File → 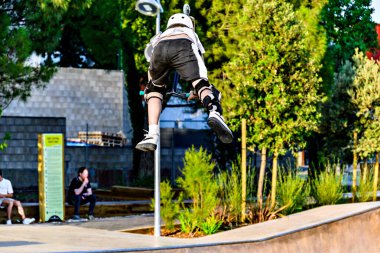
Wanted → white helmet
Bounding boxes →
[166,13,193,29]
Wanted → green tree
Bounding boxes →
[1,0,94,149]
[321,0,377,74]
[0,0,63,110]
[307,0,377,171]
[1,0,95,110]
[214,0,324,208]
[347,50,380,200]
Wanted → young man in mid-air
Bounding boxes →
[136,13,234,152]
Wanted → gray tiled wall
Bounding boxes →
[3,68,132,141]
[0,116,66,188]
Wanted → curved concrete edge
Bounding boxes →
[114,202,380,253]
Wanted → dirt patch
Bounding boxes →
[123,224,247,238]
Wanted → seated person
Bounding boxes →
[68,167,96,220]
[0,170,35,225]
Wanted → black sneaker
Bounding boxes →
[207,111,234,143]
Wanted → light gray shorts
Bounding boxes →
[0,198,14,207]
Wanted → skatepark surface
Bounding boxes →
[0,202,379,253]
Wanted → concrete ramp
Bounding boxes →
[0,202,379,253]
[186,202,380,253]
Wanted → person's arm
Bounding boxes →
[74,178,89,195]
[0,180,14,198]
[0,193,13,198]
[82,181,92,196]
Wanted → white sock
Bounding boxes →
[149,124,159,135]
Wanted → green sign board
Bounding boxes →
[38,134,65,222]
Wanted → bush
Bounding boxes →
[178,209,198,234]
[276,169,310,215]
[246,194,287,224]
[159,180,181,231]
[312,170,343,205]
[176,146,221,234]
[201,215,223,235]
[217,162,242,225]
[356,172,373,202]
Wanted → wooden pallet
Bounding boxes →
[78,131,127,147]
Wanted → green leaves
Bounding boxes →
[212,0,325,154]
[0,1,61,108]
[176,146,220,234]
[348,50,380,157]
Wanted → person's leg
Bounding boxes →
[192,79,233,143]
[13,200,26,220]
[135,46,168,152]
[13,200,35,224]
[174,41,233,143]
[87,194,96,216]
[2,199,14,221]
[73,194,82,216]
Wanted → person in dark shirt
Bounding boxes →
[68,167,96,220]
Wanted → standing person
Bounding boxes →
[67,167,96,221]
[0,170,35,225]
[136,13,234,152]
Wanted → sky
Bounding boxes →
[372,0,380,23]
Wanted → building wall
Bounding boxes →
[0,116,212,190]
[0,116,66,188]
[3,68,132,141]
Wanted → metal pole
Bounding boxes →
[154,4,161,238]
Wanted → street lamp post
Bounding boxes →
[135,0,162,238]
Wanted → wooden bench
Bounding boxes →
[1,200,152,224]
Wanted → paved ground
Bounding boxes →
[0,202,380,253]
[63,213,158,231]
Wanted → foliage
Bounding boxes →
[246,194,288,224]
[320,0,377,73]
[214,0,324,158]
[0,132,10,151]
[0,0,66,110]
[276,169,310,215]
[356,171,373,203]
[200,215,223,235]
[319,60,356,162]
[176,146,220,234]
[314,0,378,167]
[152,180,180,231]
[312,169,343,205]
[217,162,242,225]
[178,209,198,235]
[348,50,380,158]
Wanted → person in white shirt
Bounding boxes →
[136,13,234,152]
[0,170,35,225]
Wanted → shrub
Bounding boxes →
[159,180,180,231]
[176,146,221,234]
[217,162,242,225]
[276,169,310,215]
[200,215,223,235]
[178,209,198,235]
[312,170,343,205]
[246,194,288,224]
[356,172,373,202]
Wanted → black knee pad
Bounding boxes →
[144,80,165,102]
